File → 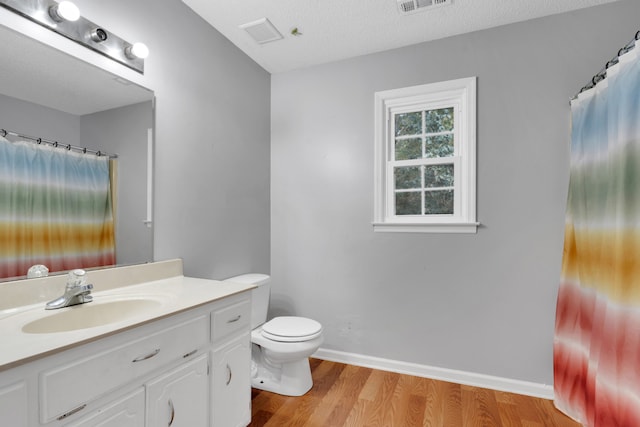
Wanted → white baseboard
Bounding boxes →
[312,348,554,399]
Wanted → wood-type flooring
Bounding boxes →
[249,358,580,427]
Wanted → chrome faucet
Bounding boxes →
[45,269,94,310]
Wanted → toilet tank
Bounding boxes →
[224,273,271,329]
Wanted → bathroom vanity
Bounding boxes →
[0,259,254,427]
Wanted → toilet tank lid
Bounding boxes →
[224,273,270,286]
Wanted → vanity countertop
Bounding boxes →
[0,259,255,371]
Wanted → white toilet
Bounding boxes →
[224,274,323,396]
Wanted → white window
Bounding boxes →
[373,77,477,233]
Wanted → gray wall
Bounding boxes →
[271,0,640,385]
[74,0,271,279]
[81,101,154,265]
[0,93,80,144]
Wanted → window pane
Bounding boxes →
[395,138,421,160]
[425,134,454,158]
[395,112,421,136]
[425,107,454,133]
[396,192,421,215]
[424,164,454,188]
[424,190,454,214]
[395,166,421,189]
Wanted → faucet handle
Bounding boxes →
[66,269,87,288]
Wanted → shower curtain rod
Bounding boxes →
[0,128,118,159]
[572,30,640,100]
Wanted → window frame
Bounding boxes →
[373,77,478,233]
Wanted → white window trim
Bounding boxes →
[373,77,478,233]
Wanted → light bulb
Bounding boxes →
[125,42,149,59]
[49,1,80,22]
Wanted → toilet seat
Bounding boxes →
[261,316,322,342]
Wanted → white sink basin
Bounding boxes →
[22,299,162,334]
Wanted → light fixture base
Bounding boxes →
[0,0,146,73]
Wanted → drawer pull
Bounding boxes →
[183,349,198,358]
[168,398,175,426]
[132,348,160,362]
[226,364,232,386]
[57,404,86,420]
[227,314,242,324]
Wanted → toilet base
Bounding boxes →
[252,356,313,396]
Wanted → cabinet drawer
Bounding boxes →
[39,315,208,423]
[211,299,251,345]
[66,388,144,427]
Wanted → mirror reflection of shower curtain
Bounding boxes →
[0,137,116,279]
[554,40,640,426]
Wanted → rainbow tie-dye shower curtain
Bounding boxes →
[554,41,640,426]
[0,138,116,279]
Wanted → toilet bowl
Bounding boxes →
[224,274,323,396]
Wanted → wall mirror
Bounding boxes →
[0,23,155,281]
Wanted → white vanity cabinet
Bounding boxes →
[210,299,252,427]
[146,354,209,426]
[0,380,28,427]
[211,335,251,427]
[0,290,252,427]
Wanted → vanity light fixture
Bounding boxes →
[0,0,148,73]
[125,42,149,60]
[48,1,79,22]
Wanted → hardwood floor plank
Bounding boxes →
[387,374,428,426]
[422,379,445,427]
[461,384,503,427]
[250,410,274,426]
[306,364,371,427]
[533,398,578,427]
[357,368,387,402]
[342,398,373,427]
[404,394,428,426]
[361,370,401,426]
[249,359,581,427]
[496,401,524,427]
[442,380,463,425]
[512,393,545,425]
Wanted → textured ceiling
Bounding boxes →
[182,0,620,74]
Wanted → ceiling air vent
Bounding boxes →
[239,18,283,44]
[397,0,452,15]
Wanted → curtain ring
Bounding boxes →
[54,141,58,147]
[83,147,87,154]
[97,151,102,156]
[635,30,640,41]
[37,138,42,144]
[0,129,6,137]
[66,144,71,150]
[592,73,605,86]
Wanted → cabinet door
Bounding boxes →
[0,381,28,427]
[146,355,209,427]
[67,389,145,427]
[212,334,251,427]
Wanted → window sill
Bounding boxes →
[372,222,479,234]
